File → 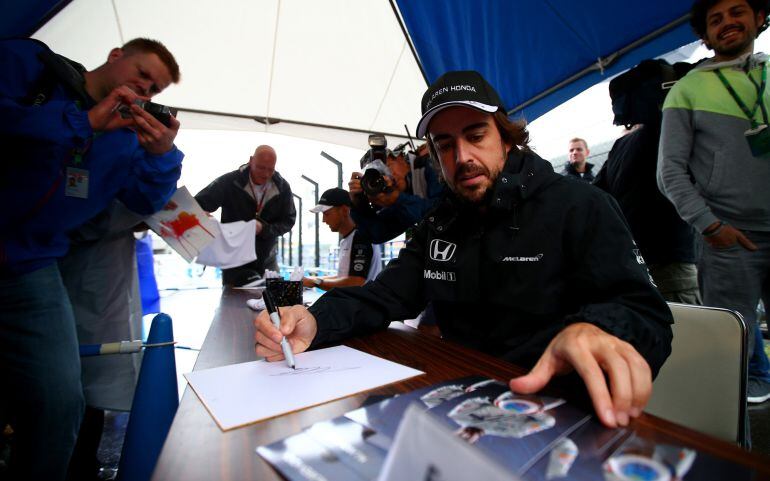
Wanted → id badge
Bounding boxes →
[745,124,770,158]
[65,167,89,198]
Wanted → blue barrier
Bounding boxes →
[117,313,179,481]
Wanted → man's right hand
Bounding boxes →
[87,86,140,132]
[348,172,364,197]
[254,305,318,361]
[703,222,758,251]
[348,172,369,207]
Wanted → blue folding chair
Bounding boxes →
[117,313,179,481]
[80,312,179,481]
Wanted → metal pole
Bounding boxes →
[301,175,320,269]
[288,231,293,266]
[280,236,285,264]
[293,194,303,267]
[320,151,343,188]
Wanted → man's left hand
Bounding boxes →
[130,103,179,155]
[704,223,758,251]
[508,322,652,428]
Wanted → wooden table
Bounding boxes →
[152,289,770,480]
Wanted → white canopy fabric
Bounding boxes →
[32,0,426,148]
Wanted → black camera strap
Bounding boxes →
[9,44,95,233]
[27,47,93,109]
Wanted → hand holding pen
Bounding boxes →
[261,290,297,369]
[254,301,318,364]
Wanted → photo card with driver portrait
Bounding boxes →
[601,433,755,481]
[256,428,369,481]
[425,383,592,476]
[521,417,631,481]
[344,375,492,449]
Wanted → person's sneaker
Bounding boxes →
[747,378,770,404]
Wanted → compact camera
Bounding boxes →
[360,134,393,197]
[118,99,175,127]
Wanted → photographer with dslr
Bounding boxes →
[348,134,444,243]
[0,37,183,480]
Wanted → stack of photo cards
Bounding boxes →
[256,376,758,481]
[421,380,591,476]
[344,375,490,447]
[257,417,387,481]
[599,434,753,481]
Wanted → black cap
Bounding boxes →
[309,188,351,213]
[416,70,505,138]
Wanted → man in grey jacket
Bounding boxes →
[657,0,770,403]
[196,145,296,286]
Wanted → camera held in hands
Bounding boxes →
[360,134,394,197]
[118,99,175,127]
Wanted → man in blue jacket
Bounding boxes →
[0,38,183,480]
[349,143,445,243]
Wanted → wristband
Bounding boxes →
[703,221,726,237]
[313,278,323,288]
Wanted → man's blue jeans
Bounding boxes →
[698,232,770,383]
[0,264,85,480]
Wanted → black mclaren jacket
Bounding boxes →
[195,166,296,285]
[593,124,696,265]
[309,149,673,377]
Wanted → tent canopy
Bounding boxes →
[3,0,700,147]
[396,0,696,121]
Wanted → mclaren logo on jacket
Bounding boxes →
[430,239,457,262]
[502,254,543,262]
[424,269,456,281]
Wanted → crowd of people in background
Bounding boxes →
[2,0,770,480]
[561,0,770,410]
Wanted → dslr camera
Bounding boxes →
[359,134,393,197]
[118,99,176,127]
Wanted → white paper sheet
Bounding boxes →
[195,219,257,269]
[184,345,424,431]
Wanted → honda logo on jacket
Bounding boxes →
[430,239,457,262]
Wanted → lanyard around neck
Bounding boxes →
[714,62,769,128]
[249,180,268,213]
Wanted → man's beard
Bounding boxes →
[452,162,498,206]
[714,39,754,58]
[710,26,754,59]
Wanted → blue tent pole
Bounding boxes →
[117,313,178,481]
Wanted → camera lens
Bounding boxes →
[361,170,388,197]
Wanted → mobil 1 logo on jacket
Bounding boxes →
[425,238,457,281]
[424,238,458,284]
[423,235,481,302]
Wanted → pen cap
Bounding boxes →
[262,289,277,313]
[265,279,303,307]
